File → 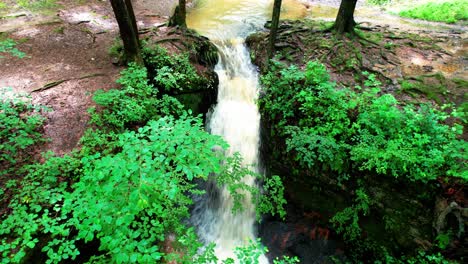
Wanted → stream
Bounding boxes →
[187,0,306,262]
[185,0,466,262]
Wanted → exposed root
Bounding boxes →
[31,73,107,93]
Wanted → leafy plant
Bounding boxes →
[142,44,210,93]
[0,39,25,58]
[67,115,229,263]
[0,88,45,174]
[399,0,468,23]
[259,60,466,261]
[88,63,184,131]
[331,188,370,241]
[1,51,288,263]
[435,231,451,250]
[260,60,467,182]
[0,153,80,263]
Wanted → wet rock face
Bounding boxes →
[259,213,346,263]
[259,109,441,260]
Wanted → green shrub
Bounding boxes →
[399,0,468,23]
[351,99,465,181]
[260,60,466,182]
[0,39,25,59]
[0,89,45,172]
[0,154,80,263]
[88,63,185,131]
[331,188,370,241]
[1,57,287,263]
[142,45,210,93]
[260,60,467,261]
[68,115,229,263]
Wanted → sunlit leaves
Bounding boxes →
[68,115,227,262]
[260,60,466,182]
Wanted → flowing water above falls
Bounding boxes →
[187,0,306,262]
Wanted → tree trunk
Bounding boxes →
[110,0,143,64]
[267,0,282,62]
[169,0,187,28]
[333,0,358,34]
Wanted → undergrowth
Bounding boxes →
[0,46,288,263]
[0,89,46,177]
[399,0,468,23]
[15,0,58,11]
[260,60,466,182]
[259,60,467,261]
[0,39,25,59]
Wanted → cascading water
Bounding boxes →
[187,0,306,262]
[195,37,267,262]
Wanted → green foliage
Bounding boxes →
[0,153,81,263]
[88,63,185,131]
[108,37,123,57]
[67,116,228,263]
[15,0,58,11]
[260,60,467,182]
[0,39,25,58]
[378,250,457,264]
[142,44,209,93]
[331,188,370,241]
[1,52,288,263]
[434,231,451,250]
[215,153,287,220]
[223,239,299,264]
[351,101,465,181]
[0,89,45,172]
[260,60,466,261]
[367,0,392,5]
[399,0,468,23]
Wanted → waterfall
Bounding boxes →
[204,38,266,262]
[187,0,270,262]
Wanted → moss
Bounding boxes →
[453,78,468,88]
[52,26,64,34]
[400,75,449,104]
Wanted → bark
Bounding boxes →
[110,0,143,64]
[333,0,358,34]
[267,0,282,61]
[169,0,187,28]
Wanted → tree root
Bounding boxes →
[434,199,466,238]
[355,33,380,47]
[31,73,106,93]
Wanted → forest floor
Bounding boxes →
[0,0,466,156]
[0,0,168,156]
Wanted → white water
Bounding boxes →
[187,0,306,262]
[196,38,267,262]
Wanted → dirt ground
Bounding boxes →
[1,0,467,156]
[0,0,167,156]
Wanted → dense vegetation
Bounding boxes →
[1,0,467,263]
[261,60,465,183]
[399,0,468,23]
[259,60,466,262]
[0,47,290,263]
